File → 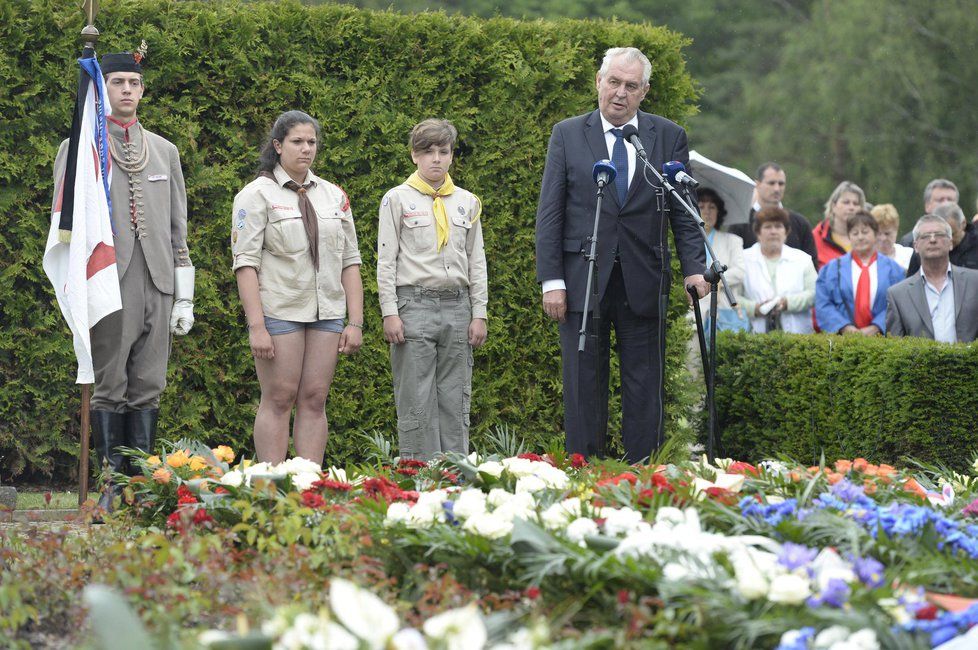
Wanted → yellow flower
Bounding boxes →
[212,445,235,463]
[146,455,162,467]
[152,467,172,484]
[166,449,190,468]
[189,456,209,471]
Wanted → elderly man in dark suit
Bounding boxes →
[886,214,978,343]
[535,47,707,463]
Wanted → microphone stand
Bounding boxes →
[632,151,735,463]
[578,181,607,352]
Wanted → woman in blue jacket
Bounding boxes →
[815,210,906,335]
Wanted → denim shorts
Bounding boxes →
[263,316,344,336]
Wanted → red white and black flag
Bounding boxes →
[43,47,121,384]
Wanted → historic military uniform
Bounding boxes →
[53,51,194,509]
[376,174,487,460]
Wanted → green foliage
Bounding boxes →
[0,0,699,480]
[714,332,978,470]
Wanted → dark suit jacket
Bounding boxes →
[728,208,818,268]
[885,265,978,342]
[535,109,705,319]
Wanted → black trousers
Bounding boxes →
[558,263,666,463]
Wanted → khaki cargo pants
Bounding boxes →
[391,286,472,460]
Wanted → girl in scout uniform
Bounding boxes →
[232,111,364,465]
[377,119,488,460]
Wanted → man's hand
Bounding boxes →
[383,315,405,344]
[684,274,709,302]
[543,289,567,323]
[468,318,487,348]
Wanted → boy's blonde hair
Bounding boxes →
[409,119,457,152]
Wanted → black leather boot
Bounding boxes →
[125,409,159,474]
[91,410,127,512]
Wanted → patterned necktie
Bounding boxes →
[853,252,877,328]
[610,128,629,204]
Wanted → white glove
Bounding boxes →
[170,266,195,335]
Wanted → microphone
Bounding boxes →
[620,124,647,160]
[592,159,617,188]
[662,160,700,189]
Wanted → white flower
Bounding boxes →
[466,452,481,465]
[839,629,879,650]
[329,578,400,649]
[662,562,691,582]
[565,517,598,546]
[390,628,428,650]
[767,573,811,604]
[292,471,320,492]
[540,498,582,530]
[463,512,513,539]
[655,507,686,527]
[452,489,488,520]
[386,502,411,524]
[326,466,348,483]
[515,475,547,494]
[501,457,536,478]
[277,457,323,476]
[813,625,852,647]
[198,630,233,646]
[477,461,504,478]
[534,464,569,489]
[732,551,771,600]
[422,603,487,650]
[810,547,855,591]
[492,492,536,522]
[220,470,243,487]
[486,488,513,508]
[275,613,358,650]
[603,507,645,537]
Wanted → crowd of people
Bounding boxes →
[64,45,977,507]
[697,169,978,342]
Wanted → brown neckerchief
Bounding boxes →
[259,171,319,268]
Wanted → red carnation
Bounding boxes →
[525,585,541,600]
[727,461,759,477]
[398,459,428,469]
[313,479,353,492]
[518,453,545,462]
[301,491,326,509]
[192,508,214,525]
[597,472,639,488]
[396,467,419,476]
[570,453,587,468]
[915,604,939,620]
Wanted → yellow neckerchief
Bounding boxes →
[406,171,456,250]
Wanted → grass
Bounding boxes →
[15,490,78,510]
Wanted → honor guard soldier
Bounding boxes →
[377,119,488,461]
[52,47,195,510]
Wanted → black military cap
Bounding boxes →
[100,52,143,75]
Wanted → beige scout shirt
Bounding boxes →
[231,164,361,321]
[377,183,488,319]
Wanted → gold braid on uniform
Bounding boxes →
[108,124,152,239]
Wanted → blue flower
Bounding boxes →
[819,578,851,608]
[441,500,459,526]
[775,626,815,650]
[849,555,885,589]
[778,542,818,571]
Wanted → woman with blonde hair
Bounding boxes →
[870,203,913,270]
[812,181,866,268]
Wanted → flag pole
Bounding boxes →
[77,0,99,510]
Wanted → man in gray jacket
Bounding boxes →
[886,214,978,343]
[53,50,195,510]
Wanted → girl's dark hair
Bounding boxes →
[697,187,727,229]
[257,110,321,173]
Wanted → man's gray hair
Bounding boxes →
[912,214,953,241]
[934,202,966,226]
[598,47,652,84]
[923,178,958,206]
[823,181,866,220]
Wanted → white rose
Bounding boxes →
[838,629,879,650]
[540,498,581,530]
[422,603,487,650]
[329,578,400,648]
[767,573,811,604]
[535,464,569,489]
[386,502,411,525]
[603,507,645,537]
[501,457,535,478]
[662,562,690,582]
[452,489,488,520]
[813,625,851,648]
[219,470,243,487]
[655,507,685,527]
[279,457,322,475]
[492,492,536,522]
[486,488,513,508]
[515,475,547,494]
[463,512,513,539]
[733,558,770,600]
[477,461,504,478]
[565,517,598,546]
[291,471,320,492]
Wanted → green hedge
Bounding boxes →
[0,0,699,481]
[715,332,978,471]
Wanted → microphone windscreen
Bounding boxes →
[592,159,617,184]
[662,160,685,183]
[621,124,640,141]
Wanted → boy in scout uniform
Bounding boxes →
[377,119,488,460]
[53,49,195,511]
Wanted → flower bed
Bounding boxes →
[68,444,977,649]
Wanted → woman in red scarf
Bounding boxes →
[814,211,906,335]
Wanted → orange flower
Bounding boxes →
[864,464,879,477]
[789,471,803,482]
[189,456,209,472]
[903,478,927,497]
[877,464,897,478]
[166,449,190,468]
[863,479,878,495]
[152,467,172,484]
[834,459,853,474]
[212,445,235,464]
[146,455,162,467]
[826,472,844,485]
[807,466,820,474]
[852,458,869,472]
